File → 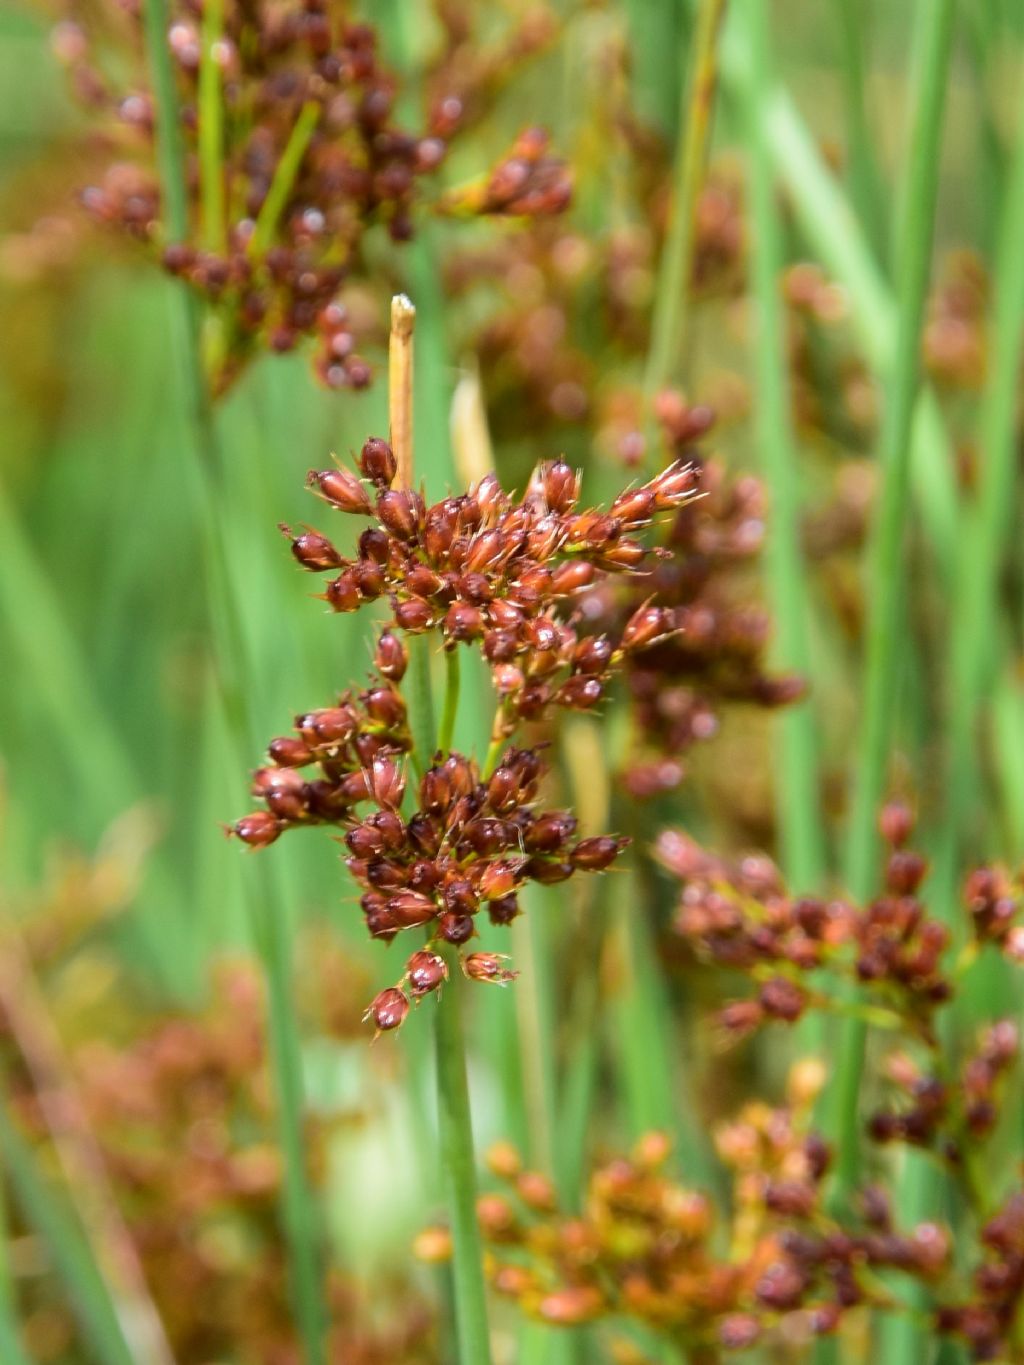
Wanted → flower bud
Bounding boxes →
[358,437,397,487]
[363,987,409,1033]
[406,949,448,996]
[308,466,372,514]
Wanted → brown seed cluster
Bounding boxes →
[6,957,437,1364]
[54,1,569,392]
[440,1073,951,1355]
[234,717,627,1031]
[939,1192,1024,1360]
[655,801,1008,1043]
[291,436,699,735]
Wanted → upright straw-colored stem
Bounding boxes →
[141,6,327,1362]
[390,297,492,1365]
[825,0,956,1207]
[742,0,827,899]
[642,0,728,447]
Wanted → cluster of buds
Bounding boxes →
[922,250,988,392]
[54,1,569,391]
[234,693,628,1031]
[291,436,699,735]
[424,1067,951,1355]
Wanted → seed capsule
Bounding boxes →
[374,630,408,681]
[252,767,307,821]
[406,949,448,996]
[463,952,517,985]
[326,572,360,612]
[377,489,421,539]
[358,437,397,487]
[283,526,343,571]
[387,891,437,928]
[438,912,475,944]
[570,835,628,871]
[394,598,434,631]
[268,736,313,767]
[622,603,671,651]
[232,811,282,848]
[308,466,372,514]
[364,987,409,1034]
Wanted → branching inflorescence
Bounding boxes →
[53,1,570,390]
[233,435,701,1029]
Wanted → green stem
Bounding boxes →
[0,1292,31,1365]
[932,69,1024,917]
[249,101,320,259]
[141,4,328,1360]
[642,0,728,450]
[198,0,226,254]
[829,0,886,262]
[826,0,956,1210]
[435,952,494,1364]
[438,648,461,757]
[742,0,827,899]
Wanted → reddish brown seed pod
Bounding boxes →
[363,987,409,1033]
[550,560,597,594]
[393,598,435,631]
[232,811,282,848]
[358,527,391,564]
[374,630,408,681]
[353,559,385,599]
[387,891,438,928]
[268,735,314,767]
[478,860,519,900]
[570,836,628,871]
[302,706,357,747]
[445,602,484,642]
[524,858,574,885]
[363,685,407,727]
[377,489,421,539]
[648,459,699,508]
[326,571,360,612]
[537,460,580,512]
[572,635,613,675]
[282,525,343,571]
[609,486,656,528]
[251,766,307,821]
[358,437,397,487]
[879,801,915,848]
[487,893,520,925]
[622,604,671,651]
[525,812,577,853]
[308,466,372,514]
[463,952,517,985]
[367,754,406,809]
[438,912,475,944]
[406,949,448,997]
[556,676,603,710]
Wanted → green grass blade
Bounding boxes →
[827,0,956,1210]
[741,0,827,897]
[0,1097,135,1365]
